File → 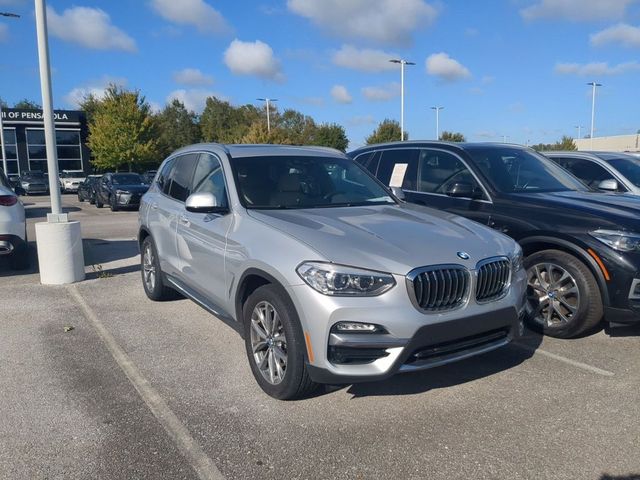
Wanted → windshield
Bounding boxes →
[232,155,395,209]
[112,173,143,185]
[466,146,588,193]
[606,157,640,188]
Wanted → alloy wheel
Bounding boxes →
[142,243,156,292]
[250,301,288,385]
[526,262,580,327]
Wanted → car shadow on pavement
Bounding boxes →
[343,330,543,399]
[600,475,640,480]
[83,238,140,279]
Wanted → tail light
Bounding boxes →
[0,195,18,207]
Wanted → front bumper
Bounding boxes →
[289,267,527,385]
[116,192,143,206]
[24,185,48,194]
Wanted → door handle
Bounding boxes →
[151,202,158,210]
[179,214,190,226]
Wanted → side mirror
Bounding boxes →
[597,179,618,192]
[390,186,405,200]
[445,182,481,199]
[14,186,25,196]
[185,192,228,214]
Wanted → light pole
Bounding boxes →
[0,12,20,175]
[257,98,277,134]
[502,135,509,143]
[389,59,415,141]
[575,125,584,139]
[431,106,444,140]
[34,0,84,284]
[587,82,602,149]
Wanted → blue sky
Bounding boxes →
[1,0,639,148]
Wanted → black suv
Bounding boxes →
[350,141,640,338]
[95,173,149,211]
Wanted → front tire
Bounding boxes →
[77,193,83,202]
[96,197,104,208]
[243,284,318,400]
[140,236,175,301]
[525,249,603,338]
[110,195,118,212]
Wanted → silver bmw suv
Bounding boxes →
[138,144,527,400]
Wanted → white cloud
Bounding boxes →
[332,45,399,72]
[361,82,400,101]
[521,0,635,21]
[150,0,231,34]
[426,53,471,82]
[331,85,352,104]
[167,89,222,113]
[47,6,136,52]
[555,60,640,75]
[64,76,128,107]
[591,23,640,48]
[173,68,214,86]
[223,39,285,82]
[0,24,8,42]
[287,0,438,46]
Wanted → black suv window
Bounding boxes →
[191,153,228,208]
[554,157,620,190]
[418,149,483,196]
[168,154,198,201]
[376,149,418,190]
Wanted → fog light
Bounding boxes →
[333,322,382,333]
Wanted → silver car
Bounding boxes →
[138,144,527,400]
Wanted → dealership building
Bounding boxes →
[0,108,90,176]
[575,134,640,153]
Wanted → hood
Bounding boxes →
[113,184,149,193]
[248,203,516,275]
[508,190,640,231]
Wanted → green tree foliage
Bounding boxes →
[365,119,407,145]
[312,123,349,151]
[14,99,41,109]
[531,135,577,152]
[440,131,466,142]
[200,97,261,143]
[155,99,201,158]
[87,85,159,172]
[79,94,102,126]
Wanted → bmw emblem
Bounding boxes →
[457,251,471,260]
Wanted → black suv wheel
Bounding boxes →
[525,249,603,338]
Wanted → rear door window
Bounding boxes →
[168,154,198,202]
[376,149,418,190]
[157,158,174,195]
[554,158,618,190]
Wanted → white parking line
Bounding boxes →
[67,285,225,480]
[514,343,615,377]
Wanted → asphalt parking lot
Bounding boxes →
[1,195,639,480]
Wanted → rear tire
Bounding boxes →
[96,197,104,208]
[524,249,603,338]
[141,236,175,301]
[110,195,118,212]
[243,284,319,400]
[77,193,83,202]
[10,247,29,270]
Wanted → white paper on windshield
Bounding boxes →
[389,163,408,188]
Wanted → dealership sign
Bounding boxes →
[1,108,82,124]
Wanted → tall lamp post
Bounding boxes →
[431,106,444,140]
[587,82,602,149]
[389,59,415,141]
[257,98,277,134]
[0,12,21,175]
[33,0,84,284]
[575,125,584,139]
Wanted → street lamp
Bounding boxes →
[33,0,84,284]
[575,125,584,139]
[430,106,444,140]
[587,82,602,149]
[389,59,415,141]
[257,98,277,134]
[0,12,20,175]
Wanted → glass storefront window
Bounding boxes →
[1,128,19,174]
[27,128,83,172]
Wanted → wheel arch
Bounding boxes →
[138,227,151,252]
[235,268,290,327]
[519,235,610,306]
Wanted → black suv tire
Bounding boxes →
[524,249,603,338]
[243,284,318,400]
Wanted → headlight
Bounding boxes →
[511,245,524,271]
[21,182,29,187]
[296,262,396,296]
[116,189,131,195]
[590,229,640,252]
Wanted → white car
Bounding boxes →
[59,170,86,193]
[0,169,28,270]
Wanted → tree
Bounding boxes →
[79,94,102,125]
[275,109,317,144]
[365,119,407,145]
[14,99,41,110]
[155,99,200,158]
[531,135,577,152]
[440,131,466,142]
[87,85,159,172]
[313,123,349,151]
[200,97,261,143]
